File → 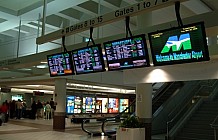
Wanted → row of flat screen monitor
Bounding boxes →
[66,96,129,114]
[47,22,210,77]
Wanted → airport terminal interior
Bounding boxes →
[1,0,218,140]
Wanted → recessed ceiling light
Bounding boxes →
[40,61,47,64]
[19,68,32,71]
[36,64,48,69]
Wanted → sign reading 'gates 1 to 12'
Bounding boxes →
[148,22,210,66]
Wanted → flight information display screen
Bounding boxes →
[47,52,74,77]
[103,34,150,71]
[148,22,210,66]
[72,44,105,74]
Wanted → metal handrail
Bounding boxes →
[166,80,218,140]
[210,114,218,140]
[211,115,218,127]
[166,81,202,139]
[166,97,197,140]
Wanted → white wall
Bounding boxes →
[124,57,218,84]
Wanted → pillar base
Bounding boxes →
[144,123,152,140]
[53,112,65,130]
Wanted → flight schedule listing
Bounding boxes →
[72,45,105,74]
[104,35,149,70]
[47,52,73,76]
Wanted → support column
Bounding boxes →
[136,83,152,140]
[42,0,47,36]
[208,36,217,46]
[53,78,66,130]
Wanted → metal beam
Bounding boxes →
[36,0,188,44]
[55,13,80,23]
[73,6,98,17]
[11,28,29,34]
[92,0,119,10]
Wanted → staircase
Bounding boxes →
[174,100,218,140]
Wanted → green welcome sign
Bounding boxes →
[148,22,210,66]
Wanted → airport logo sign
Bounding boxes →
[161,33,192,53]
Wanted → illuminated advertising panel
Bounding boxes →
[66,96,75,114]
[108,98,119,113]
[119,99,129,113]
[96,98,108,113]
[82,97,95,113]
[74,96,82,113]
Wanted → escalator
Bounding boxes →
[101,81,184,139]
[152,82,184,113]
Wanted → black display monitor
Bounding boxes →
[103,34,150,71]
[72,44,105,74]
[148,22,210,66]
[47,52,74,77]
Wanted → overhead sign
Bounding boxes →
[36,0,188,45]
[148,22,210,66]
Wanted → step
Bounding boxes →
[192,114,217,119]
[175,136,214,140]
[177,132,214,139]
[190,116,215,122]
[184,124,211,130]
[195,111,218,115]
[181,128,214,135]
[187,120,213,125]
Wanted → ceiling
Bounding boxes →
[0,0,217,93]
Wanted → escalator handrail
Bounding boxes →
[81,119,92,135]
[81,98,136,136]
[102,99,136,137]
[115,98,136,118]
[81,116,122,135]
[152,82,171,100]
[152,82,174,105]
[101,117,125,137]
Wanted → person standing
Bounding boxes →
[16,99,23,119]
[31,101,37,119]
[0,102,8,123]
[4,100,9,122]
[45,102,51,120]
[50,98,55,118]
[36,100,43,119]
[9,100,16,119]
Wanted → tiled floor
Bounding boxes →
[0,118,108,140]
[0,118,165,140]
